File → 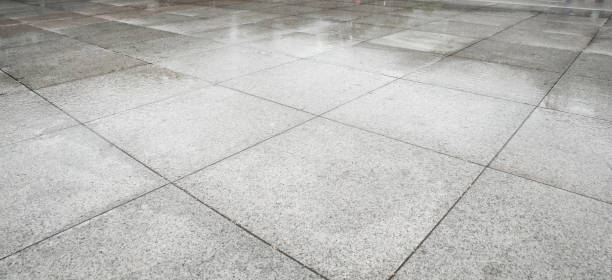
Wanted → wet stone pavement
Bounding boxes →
[1,0,611,279]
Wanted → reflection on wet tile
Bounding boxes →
[191,24,289,44]
[112,34,224,62]
[493,28,591,51]
[318,22,403,41]
[326,80,532,164]
[339,4,402,14]
[0,24,62,49]
[388,6,467,18]
[62,22,175,48]
[312,42,441,77]
[530,13,607,26]
[177,118,481,280]
[301,9,369,22]
[264,4,323,16]
[0,126,164,257]
[411,20,503,39]
[168,6,235,18]
[369,30,475,55]
[395,169,612,279]
[513,19,599,37]
[246,32,356,58]
[585,38,612,56]
[492,108,612,202]
[39,65,210,121]
[152,11,280,34]
[354,14,430,28]
[0,88,76,146]
[407,57,560,104]
[255,16,341,34]
[157,45,295,83]
[222,59,394,114]
[567,53,612,80]
[30,15,108,31]
[457,39,579,72]
[90,86,311,180]
[450,11,527,27]
[119,12,194,26]
[543,75,612,121]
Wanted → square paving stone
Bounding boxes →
[493,28,592,51]
[0,126,165,258]
[543,74,612,121]
[456,39,579,72]
[566,53,612,81]
[326,80,533,164]
[312,42,442,77]
[406,57,560,104]
[0,88,76,146]
[177,118,482,280]
[411,20,503,39]
[38,64,210,122]
[369,30,476,55]
[2,46,145,89]
[157,45,295,83]
[112,34,224,62]
[395,169,612,280]
[246,32,357,58]
[0,187,321,280]
[221,59,394,114]
[492,108,612,203]
[89,86,311,180]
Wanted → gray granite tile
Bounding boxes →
[339,4,402,14]
[0,71,23,94]
[327,80,532,164]
[411,20,503,39]
[301,9,369,22]
[119,12,195,26]
[493,28,592,51]
[246,32,357,58]
[354,14,431,28]
[369,30,476,54]
[29,15,108,32]
[543,75,612,121]
[388,6,467,18]
[456,39,579,72]
[112,34,224,62]
[64,22,176,48]
[89,86,311,180]
[0,126,165,257]
[492,108,612,202]
[585,38,612,56]
[0,88,76,146]
[191,23,290,44]
[3,46,145,89]
[264,4,323,15]
[312,42,442,77]
[0,187,321,280]
[395,169,612,279]
[0,24,63,49]
[531,13,607,26]
[255,16,342,34]
[450,11,524,27]
[222,59,394,114]
[177,118,482,280]
[151,10,280,34]
[513,18,599,37]
[316,22,403,41]
[567,53,612,80]
[168,6,236,17]
[38,64,210,122]
[157,45,295,83]
[0,38,89,67]
[407,57,560,104]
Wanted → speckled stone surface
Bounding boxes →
[0,186,322,280]
[543,74,612,121]
[177,118,482,280]
[492,108,612,202]
[395,169,612,279]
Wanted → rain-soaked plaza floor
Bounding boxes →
[1,0,611,279]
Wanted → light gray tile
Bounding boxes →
[456,39,579,72]
[567,53,612,81]
[492,108,612,202]
[39,65,209,122]
[0,38,88,67]
[354,14,430,28]
[493,28,592,51]
[177,118,482,280]
[543,75,612,121]
[152,11,280,34]
[301,9,369,22]
[0,71,23,94]
[3,46,145,89]
[407,57,560,104]
[119,12,195,26]
[316,22,403,41]
[339,4,402,14]
[264,4,323,15]
[395,169,612,280]
[312,42,442,77]
[112,34,224,62]
[585,38,612,56]
[411,20,503,39]
[513,18,599,37]
[157,45,295,83]
[0,126,165,257]
[30,15,108,32]
[168,6,236,17]
[255,16,342,34]
[531,13,607,26]
[388,6,467,18]
[0,24,62,49]
[0,89,76,146]
[191,23,290,44]
[327,80,532,164]
[246,32,357,58]
[450,11,531,26]
[68,23,176,48]
[222,59,394,114]
[369,30,476,54]
[89,86,311,180]
[0,187,321,280]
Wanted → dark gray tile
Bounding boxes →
[395,169,612,279]
[0,24,63,49]
[177,118,482,280]
[0,187,321,280]
[0,126,165,257]
[492,108,612,202]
